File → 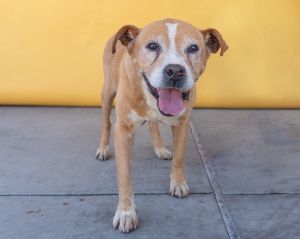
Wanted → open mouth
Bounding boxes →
[142,73,190,116]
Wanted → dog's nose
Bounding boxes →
[163,64,186,82]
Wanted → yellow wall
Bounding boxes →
[0,0,299,107]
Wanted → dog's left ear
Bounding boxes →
[201,28,228,56]
[112,25,140,54]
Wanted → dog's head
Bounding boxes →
[112,19,228,116]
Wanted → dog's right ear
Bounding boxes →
[112,25,140,54]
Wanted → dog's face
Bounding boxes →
[112,19,228,116]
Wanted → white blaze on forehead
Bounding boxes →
[166,23,178,55]
[166,23,182,64]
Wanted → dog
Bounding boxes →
[96,18,228,233]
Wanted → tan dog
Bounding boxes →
[96,18,228,233]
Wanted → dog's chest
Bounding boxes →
[128,108,182,127]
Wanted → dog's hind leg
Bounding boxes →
[96,86,116,160]
[148,121,172,160]
[96,46,117,160]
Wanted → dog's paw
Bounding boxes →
[169,179,190,198]
[113,207,139,233]
[154,147,172,160]
[95,146,111,161]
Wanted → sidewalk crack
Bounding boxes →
[190,121,241,239]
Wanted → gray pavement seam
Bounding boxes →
[222,192,300,195]
[190,121,241,239]
[2,192,299,197]
[0,192,213,197]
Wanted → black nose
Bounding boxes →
[163,64,186,82]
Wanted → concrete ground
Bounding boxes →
[0,107,299,239]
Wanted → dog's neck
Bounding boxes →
[119,52,150,115]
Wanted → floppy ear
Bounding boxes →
[112,25,140,54]
[201,28,228,56]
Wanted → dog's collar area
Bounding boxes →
[141,72,190,101]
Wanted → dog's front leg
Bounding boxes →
[169,119,190,198]
[112,121,138,232]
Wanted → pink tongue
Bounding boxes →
[157,89,183,116]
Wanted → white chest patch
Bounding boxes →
[128,110,146,127]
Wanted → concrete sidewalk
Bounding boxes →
[0,107,299,239]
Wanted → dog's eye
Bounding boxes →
[146,42,160,51]
[186,44,199,54]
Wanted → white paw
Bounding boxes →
[169,179,190,198]
[95,145,111,161]
[154,147,172,160]
[112,207,139,233]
